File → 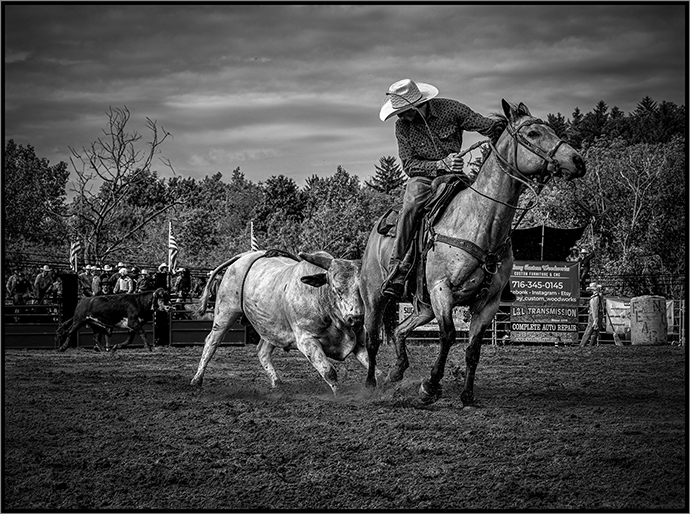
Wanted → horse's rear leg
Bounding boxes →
[190,310,241,387]
[364,310,383,389]
[389,304,435,383]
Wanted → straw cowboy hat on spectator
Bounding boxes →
[104,265,113,272]
[379,78,439,121]
[586,282,601,291]
[158,263,168,272]
[41,265,51,272]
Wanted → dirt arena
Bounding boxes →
[3,341,686,511]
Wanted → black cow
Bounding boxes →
[56,288,170,353]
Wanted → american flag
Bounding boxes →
[250,220,259,251]
[70,239,81,272]
[168,221,178,272]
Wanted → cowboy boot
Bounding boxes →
[381,250,414,299]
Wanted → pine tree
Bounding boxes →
[546,113,568,140]
[366,156,405,194]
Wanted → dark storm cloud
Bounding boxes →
[3,3,686,187]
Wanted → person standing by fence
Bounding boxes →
[580,282,605,346]
[7,270,33,305]
[34,265,54,304]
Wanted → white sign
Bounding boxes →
[398,303,470,331]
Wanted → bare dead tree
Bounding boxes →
[69,106,184,264]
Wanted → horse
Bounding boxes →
[360,99,586,404]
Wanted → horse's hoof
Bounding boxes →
[460,390,475,405]
[365,377,377,389]
[419,379,442,404]
[387,369,405,383]
[190,377,203,387]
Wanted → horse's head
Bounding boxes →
[495,99,586,181]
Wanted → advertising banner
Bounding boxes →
[510,260,580,304]
[509,261,580,343]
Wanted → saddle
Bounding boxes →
[378,174,510,316]
[376,174,469,238]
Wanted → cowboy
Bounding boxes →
[566,246,580,262]
[580,282,605,346]
[378,78,508,299]
[34,265,54,304]
[172,267,191,303]
[113,268,135,294]
[99,265,114,294]
[6,270,32,305]
[79,265,94,297]
[137,269,156,293]
[578,247,594,291]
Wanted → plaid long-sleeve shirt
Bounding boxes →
[395,98,496,178]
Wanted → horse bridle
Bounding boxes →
[490,117,565,185]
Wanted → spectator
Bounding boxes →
[34,265,55,304]
[99,265,114,295]
[79,265,94,297]
[566,246,580,262]
[580,282,604,346]
[172,267,191,303]
[108,264,122,291]
[579,247,595,291]
[6,269,20,300]
[137,269,156,292]
[7,270,33,305]
[113,268,135,294]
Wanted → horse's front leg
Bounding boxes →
[389,303,435,383]
[461,295,501,405]
[419,283,456,404]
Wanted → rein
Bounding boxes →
[429,116,566,269]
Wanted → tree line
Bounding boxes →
[4,97,686,298]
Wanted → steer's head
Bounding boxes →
[152,288,172,312]
[299,251,364,329]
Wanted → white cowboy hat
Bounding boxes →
[586,282,601,291]
[141,269,150,275]
[379,78,439,122]
[104,264,113,272]
[42,265,51,272]
[117,262,125,268]
[158,263,168,272]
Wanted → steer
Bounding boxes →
[191,250,371,395]
[55,288,170,353]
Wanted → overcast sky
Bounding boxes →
[4,3,687,191]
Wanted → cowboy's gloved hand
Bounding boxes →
[437,153,464,174]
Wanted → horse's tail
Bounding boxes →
[194,252,255,317]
